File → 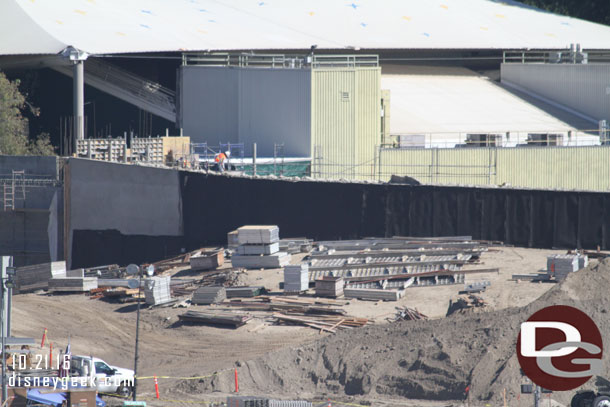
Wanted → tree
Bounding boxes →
[0,71,55,156]
[521,0,610,26]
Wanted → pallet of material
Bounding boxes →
[227,230,240,248]
[236,243,279,256]
[315,276,344,298]
[279,238,313,254]
[226,286,264,298]
[178,310,250,328]
[144,276,172,305]
[231,252,291,269]
[283,264,309,292]
[192,286,227,305]
[237,225,280,244]
[48,277,98,293]
[190,249,225,271]
[547,254,579,280]
[14,261,66,293]
[343,288,404,301]
[227,396,313,407]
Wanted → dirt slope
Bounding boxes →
[183,259,610,405]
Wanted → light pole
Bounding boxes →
[126,264,154,401]
[1,266,16,404]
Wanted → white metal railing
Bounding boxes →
[502,49,610,64]
[385,129,604,149]
[182,53,379,69]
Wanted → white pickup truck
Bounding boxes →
[69,356,135,397]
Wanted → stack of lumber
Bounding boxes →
[226,286,264,298]
[315,276,344,298]
[283,264,309,292]
[392,306,428,321]
[273,313,368,333]
[146,246,220,273]
[231,225,291,269]
[144,276,172,305]
[237,225,280,244]
[226,296,346,314]
[190,249,225,271]
[227,396,312,407]
[192,286,226,305]
[547,254,580,280]
[343,288,404,301]
[178,310,250,328]
[14,261,66,293]
[48,277,98,293]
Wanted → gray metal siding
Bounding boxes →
[179,66,239,145]
[237,68,311,157]
[501,63,610,123]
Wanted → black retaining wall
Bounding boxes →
[72,170,610,267]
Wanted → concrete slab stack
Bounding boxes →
[144,276,172,305]
[14,261,67,293]
[231,225,291,269]
[192,286,227,304]
[283,264,309,292]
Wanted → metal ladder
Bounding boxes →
[3,170,25,211]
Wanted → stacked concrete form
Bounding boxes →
[283,264,309,292]
[231,225,291,269]
[344,287,405,301]
[14,261,66,293]
[226,286,264,298]
[48,276,98,292]
[144,276,172,305]
[192,286,227,305]
[315,276,344,298]
[547,254,587,281]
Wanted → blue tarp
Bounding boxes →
[26,388,106,407]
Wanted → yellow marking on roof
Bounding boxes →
[74,9,87,15]
[440,4,448,10]
[402,16,412,21]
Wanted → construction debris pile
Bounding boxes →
[391,306,428,322]
[446,294,488,316]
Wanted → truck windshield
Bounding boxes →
[94,362,114,375]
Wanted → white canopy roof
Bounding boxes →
[2,0,610,56]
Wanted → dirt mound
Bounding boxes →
[179,259,610,405]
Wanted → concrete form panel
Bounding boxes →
[237,68,311,157]
[180,66,239,146]
[68,159,182,237]
[501,63,610,123]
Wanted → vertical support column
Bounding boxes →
[73,60,85,147]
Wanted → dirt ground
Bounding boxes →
[11,246,567,406]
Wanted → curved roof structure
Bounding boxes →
[2,0,610,55]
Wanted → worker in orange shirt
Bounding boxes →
[214,150,230,172]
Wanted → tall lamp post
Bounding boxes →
[126,264,154,402]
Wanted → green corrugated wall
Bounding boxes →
[311,67,380,179]
[378,146,610,191]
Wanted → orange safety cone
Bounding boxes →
[154,375,160,399]
[327,398,331,407]
[41,328,47,348]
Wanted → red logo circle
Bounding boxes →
[516,305,603,391]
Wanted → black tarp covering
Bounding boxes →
[71,170,610,267]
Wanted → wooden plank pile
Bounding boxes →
[273,313,368,333]
[192,286,227,305]
[14,261,66,293]
[315,276,344,298]
[144,276,172,305]
[343,287,404,301]
[231,225,291,269]
[178,310,251,328]
[283,264,309,292]
[48,277,98,293]
[392,306,428,321]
